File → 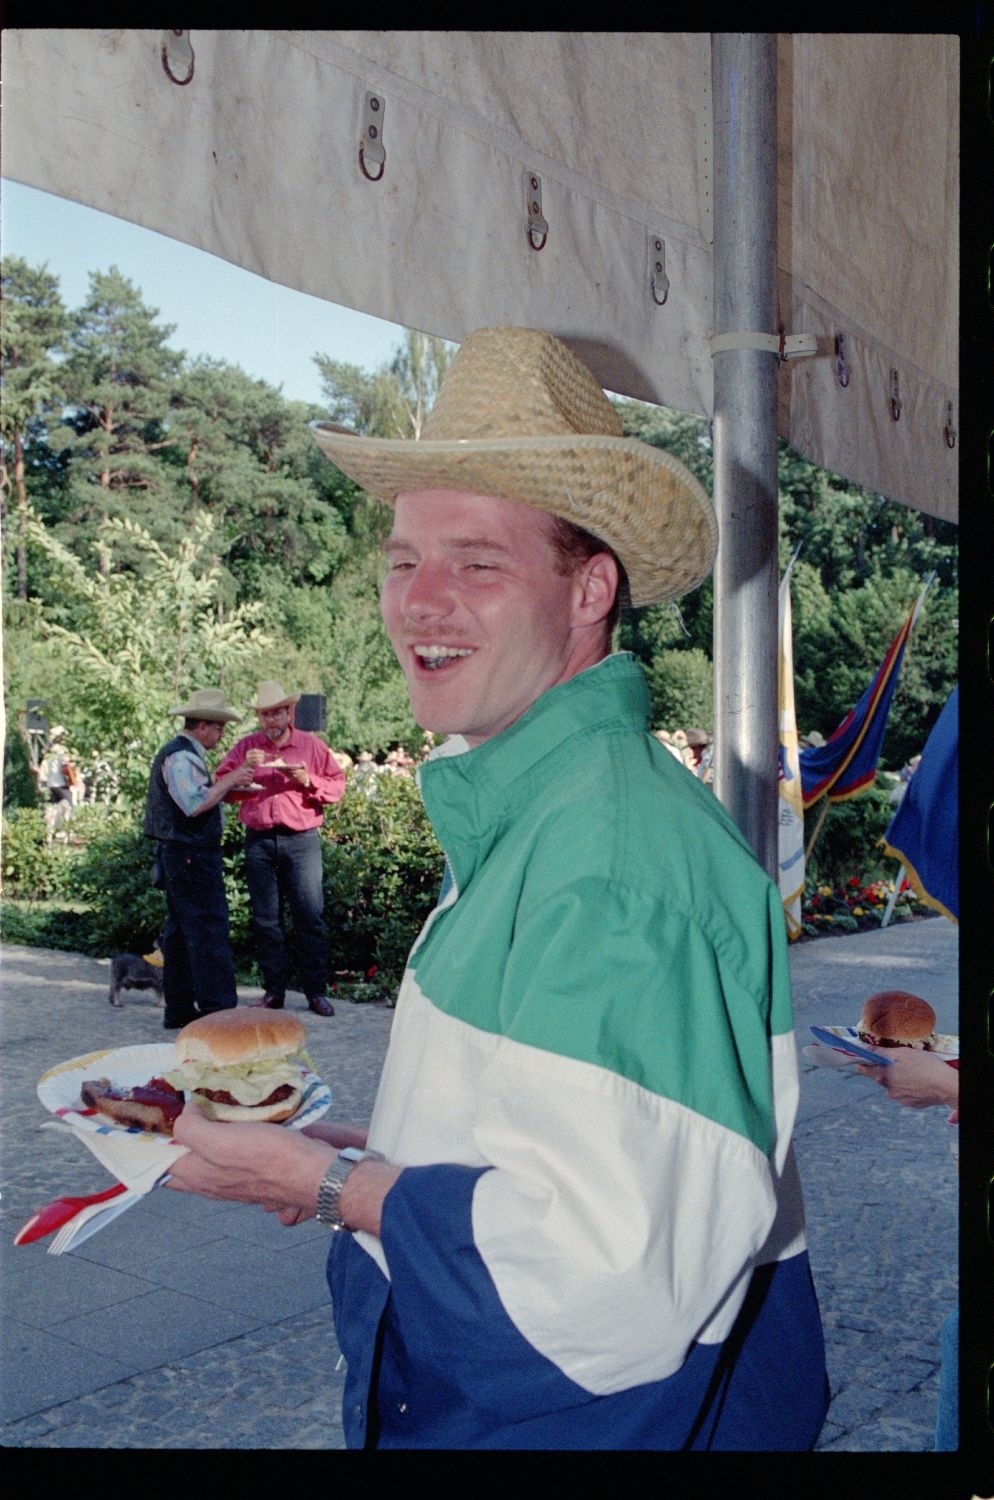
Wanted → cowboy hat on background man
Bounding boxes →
[168,688,242,724]
[249,680,302,713]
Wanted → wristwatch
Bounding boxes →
[316,1146,386,1231]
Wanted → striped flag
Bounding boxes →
[882,685,958,922]
[799,577,933,809]
[777,551,805,938]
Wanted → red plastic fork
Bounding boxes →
[14,1182,128,1246]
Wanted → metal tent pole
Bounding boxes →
[711,32,781,880]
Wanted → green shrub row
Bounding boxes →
[2,776,443,989]
[1,771,906,979]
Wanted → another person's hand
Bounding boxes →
[221,762,258,791]
[855,1047,959,1110]
[286,765,311,789]
[245,748,268,767]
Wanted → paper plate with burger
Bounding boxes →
[38,1011,331,1140]
[808,990,958,1068]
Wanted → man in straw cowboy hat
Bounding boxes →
[168,328,828,1449]
[216,679,346,1017]
[144,688,257,1028]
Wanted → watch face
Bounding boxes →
[339,1146,365,1164]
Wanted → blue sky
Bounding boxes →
[1,181,410,407]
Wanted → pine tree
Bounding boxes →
[0,256,69,599]
[57,267,185,567]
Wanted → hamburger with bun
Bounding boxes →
[165,1009,312,1123]
[857,990,938,1051]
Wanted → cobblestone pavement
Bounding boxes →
[1,918,957,1450]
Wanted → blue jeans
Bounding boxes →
[244,827,327,997]
[159,841,238,1023]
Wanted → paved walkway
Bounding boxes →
[0,917,957,1450]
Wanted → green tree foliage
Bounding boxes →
[319,547,422,754]
[1,256,70,600]
[645,648,714,732]
[54,268,186,565]
[315,329,455,442]
[169,359,349,597]
[612,397,956,762]
[17,510,274,801]
[4,256,956,791]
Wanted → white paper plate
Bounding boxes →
[38,1042,332,1141]
[812,1025,958,1060]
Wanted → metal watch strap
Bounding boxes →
[315,1147,385,1231]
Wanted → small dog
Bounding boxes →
[108,953,165,1008]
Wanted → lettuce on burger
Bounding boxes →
[166,1009,313,1123]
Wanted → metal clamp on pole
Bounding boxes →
[710,330,818,363]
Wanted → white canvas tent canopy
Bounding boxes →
[1,28,959,871]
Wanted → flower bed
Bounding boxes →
[797,876,930,939]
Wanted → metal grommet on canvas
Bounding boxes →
[835,330,850,388]
[943,400,956,449]
[359,93,386,181]
[525,170,549,251]
[161,30,195,86]
[649,232,669,305]
[889,368,902,422]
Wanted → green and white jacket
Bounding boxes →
[329,652,828,1450]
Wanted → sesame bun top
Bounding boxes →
[175,1008,307,1067]
[858,990,937,1044]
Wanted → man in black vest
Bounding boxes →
[144,689,257,1029]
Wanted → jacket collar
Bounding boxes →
[418,653,650,882]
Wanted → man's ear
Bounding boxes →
[572,551,619,627]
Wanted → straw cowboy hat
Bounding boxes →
[169,689,241,723]
[251,680,301,712]
[310,326,717,607]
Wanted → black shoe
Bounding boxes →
[306,994,335,1017]
[251,992,285,1009]
[163,1015,195,1030]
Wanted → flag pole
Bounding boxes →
[805,798,831,863]
[880,867,905,929]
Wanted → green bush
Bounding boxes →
[645,647,713,732]
[803,779,897,889]
[2,775,444,988]
[322,773,443,982]
[1,809,73,896]
[1,899,93,953]
[70,818,169,956]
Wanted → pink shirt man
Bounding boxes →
[217,724,345,829]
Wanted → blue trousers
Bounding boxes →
[244,827,327,997]
[159,841,238,1024]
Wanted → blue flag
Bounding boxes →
[881,686,958,922]
[799,606,915,808]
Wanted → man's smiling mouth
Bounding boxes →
[413,645,475,672]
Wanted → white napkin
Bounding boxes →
[39,1119,189,1251]
[800,1043,860,1070]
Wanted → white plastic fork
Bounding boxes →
[47,1190,140,1254]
